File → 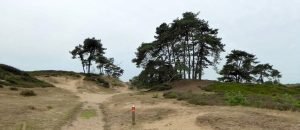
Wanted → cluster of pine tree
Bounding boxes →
[219,50,281,83]
[132,12,225,85]
[132,12,281,87]
[70,37,124,78]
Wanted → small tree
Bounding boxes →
[70,44,87,73]
[70,37,124,78]
[252,64,273,83]
[83,38,106,74]
[219,50,258,83]
[219,50,282,84]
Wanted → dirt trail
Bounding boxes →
[39,76,300,130]
[38,76,130,130]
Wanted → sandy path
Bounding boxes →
[39,76,129,130]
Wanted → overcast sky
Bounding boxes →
[0,0,299,83]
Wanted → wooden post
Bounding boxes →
[132,105,136,125]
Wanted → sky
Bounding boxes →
[0,0,299,83]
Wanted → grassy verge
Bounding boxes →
[163,82,300,111]
[29,70,81,78]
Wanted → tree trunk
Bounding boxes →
[183,39,186,79]
[198,44,204,80]
[186,32,191,79]
[192,41,195,79]
[82,63,85,74]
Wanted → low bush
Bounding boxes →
[149,84,172,91]
[20,90,37,96]
[10,87,18,91]
[163,91,177,99]
[152,93,159,98]
[162,82,300,111]
[225,91,248,106]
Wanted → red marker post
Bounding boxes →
[132,105,136,125]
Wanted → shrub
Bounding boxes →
[225,91,248,106]
[152,93,159,98]
[163,91,177,99]
[10,87,18,91]
[20,90,37,96]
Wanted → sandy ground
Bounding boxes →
[38,76,130,130]
[39,76,300,130]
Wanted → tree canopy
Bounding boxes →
[219,50,281,83]
[132,12,225,86]
[70,37,124,78]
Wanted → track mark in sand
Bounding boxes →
[44,76,128,130]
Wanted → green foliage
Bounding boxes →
[204,82,296,96]
[70,38,124,78]
[163,82,300,111]
[149,84,172,91]
[219,50,281,83]
[29,70,81,78]
[0,64,54,88]
[163,91,178,99]
[219,50,258,83]
[132,12,225,88]
[20,90,37,96]
[163,91,225,106]
[225,91,248,105]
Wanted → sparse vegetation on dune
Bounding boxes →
[0,64,54,88]
[84,74,125,88]
[163,82,300,111]
[0,87,81,129]
[29,70,82,78]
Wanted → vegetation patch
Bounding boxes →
[225,91,248,105]
[29,70,81,78]
[80,109,97,119]
[163,82,300,111]
[9,87,18,91]
[84,75,110,88]
[20,90,37,96]
[0,64,54,88]
[84,75,124,88]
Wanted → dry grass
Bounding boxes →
[0,86,81,130]
[101,92,177,130]
[196,110,300,130]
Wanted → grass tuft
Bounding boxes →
[80,109,97,119]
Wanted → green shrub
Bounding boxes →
[20,90,37,96]
[163,91,177,99]
[152,93,159,98]
[10,87,18,91]
[177,92,192,101]
[225,91,248,106]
